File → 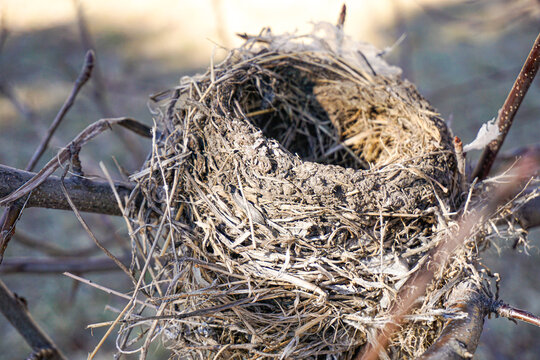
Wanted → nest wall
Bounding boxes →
[121,26,485,359]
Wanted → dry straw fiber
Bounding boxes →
[120,23,489,359]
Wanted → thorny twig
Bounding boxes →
[472,33,540,180]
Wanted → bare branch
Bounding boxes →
[0,10,9,56]
[26,50,95,171]
[74,0,112,117]
[0,255,129,274]
[0,164,135,215]
[0,117,150,208]
[0,83,39,125]
[0,279,66,360]
[14,230,118,258]
[472,33,540,180]
[493,301,540,328]
[0,50,95,264]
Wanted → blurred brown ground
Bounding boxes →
[1,0,540,359]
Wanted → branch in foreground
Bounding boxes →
[472,32,540,180]
[0,279,66,360]
[0,164,135,216]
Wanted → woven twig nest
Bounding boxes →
[121,24,486,359]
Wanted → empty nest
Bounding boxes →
[119,24,492,359]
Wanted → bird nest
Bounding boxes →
[120,24,490,359]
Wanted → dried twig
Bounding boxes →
[74,0,112,116]
[472,33,540,180]
[59,167,135,282]
[0,280,66,360]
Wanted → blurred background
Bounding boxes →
[0,0,539,358]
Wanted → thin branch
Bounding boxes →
[472,33,540,180]
[0,10,9,56]
[0,255,129,274]
[27,50,95,171]
[0,83,39,125]
[14,230,118,258]
[74,0,112,117]
[0,164,136,215]
[0,279,66,360]
[492,301,540,328]
[0,50,95,264]
[59,168,135,283]
[73,0,147,164]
